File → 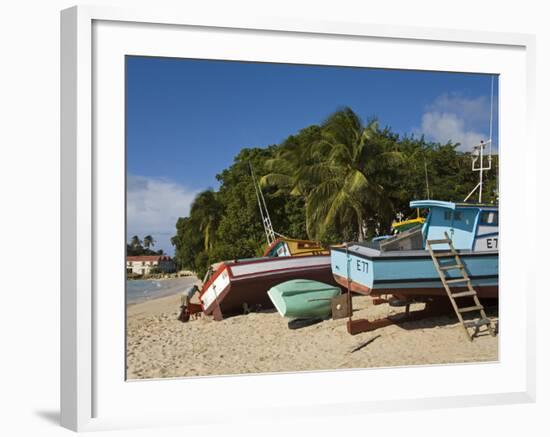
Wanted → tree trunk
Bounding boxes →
[357,213,364,241]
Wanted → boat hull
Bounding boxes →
[200,255,338,319]
[332,274,498,298]
[268,279,341,319]
[331,245,498,299]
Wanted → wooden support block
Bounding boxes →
[372,298,389,305]
[347,318,394,335]
[331,294,351,320]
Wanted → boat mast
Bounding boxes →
[463,76,495,203]
[249,162,276,246]
[463,139,492,203]
[424,156,430,199]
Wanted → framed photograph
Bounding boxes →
[61,5,536,431]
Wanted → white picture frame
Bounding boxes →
[61,5,536,432]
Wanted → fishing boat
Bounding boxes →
[263,238,328,257]
[199,243,336,320]
[391,208,425,233]
[331,199,498,299]
[267,279,341,319]
[331,83,499,306]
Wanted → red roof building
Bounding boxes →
[126,255,176,275]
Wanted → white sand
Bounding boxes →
[127,290,498,379]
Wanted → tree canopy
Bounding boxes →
[171,107,498,278]
[127,235,165,256]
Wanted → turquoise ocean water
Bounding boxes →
[126,276,199,304]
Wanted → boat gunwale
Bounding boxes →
[228,263,331,281]
[330,246,498,261]
[225,253,330,267]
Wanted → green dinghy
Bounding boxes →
[267,279,342,319]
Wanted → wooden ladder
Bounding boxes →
[426,232,496,341]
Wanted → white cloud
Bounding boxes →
[418,93,492,152]
[420,112,486,152]
[127,174,199,254]
[427,94,489,122]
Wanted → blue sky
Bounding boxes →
[126,56,498,254]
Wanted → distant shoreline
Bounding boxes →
[126,271,196,281]
[126,276,200,306]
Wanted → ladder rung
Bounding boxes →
[427,239,452,245]
[457,305,484,313]
[451,290,477,298]
[446,277,469,284]
[439,264,462,271]
[434,252,456,257]
[463,318,492,328]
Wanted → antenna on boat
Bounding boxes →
[249,162,277,246]
[463,75,495,204]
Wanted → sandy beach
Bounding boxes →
[126,279,498,379]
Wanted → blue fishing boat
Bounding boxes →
[331,199,498,299]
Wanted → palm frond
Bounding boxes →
[328,142,353,166]
[260,173,293,188]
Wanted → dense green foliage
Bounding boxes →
[171,108,498,278]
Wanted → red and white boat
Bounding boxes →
[198,249,337,320]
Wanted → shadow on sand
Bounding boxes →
[390,303,499,336]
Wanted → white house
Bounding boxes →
[126,255,176,276]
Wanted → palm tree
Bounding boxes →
[130,235,142,250]
[260,125,321,198]
[143,235,155,249]
[304,108,402,241]
[190,190,223,251]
